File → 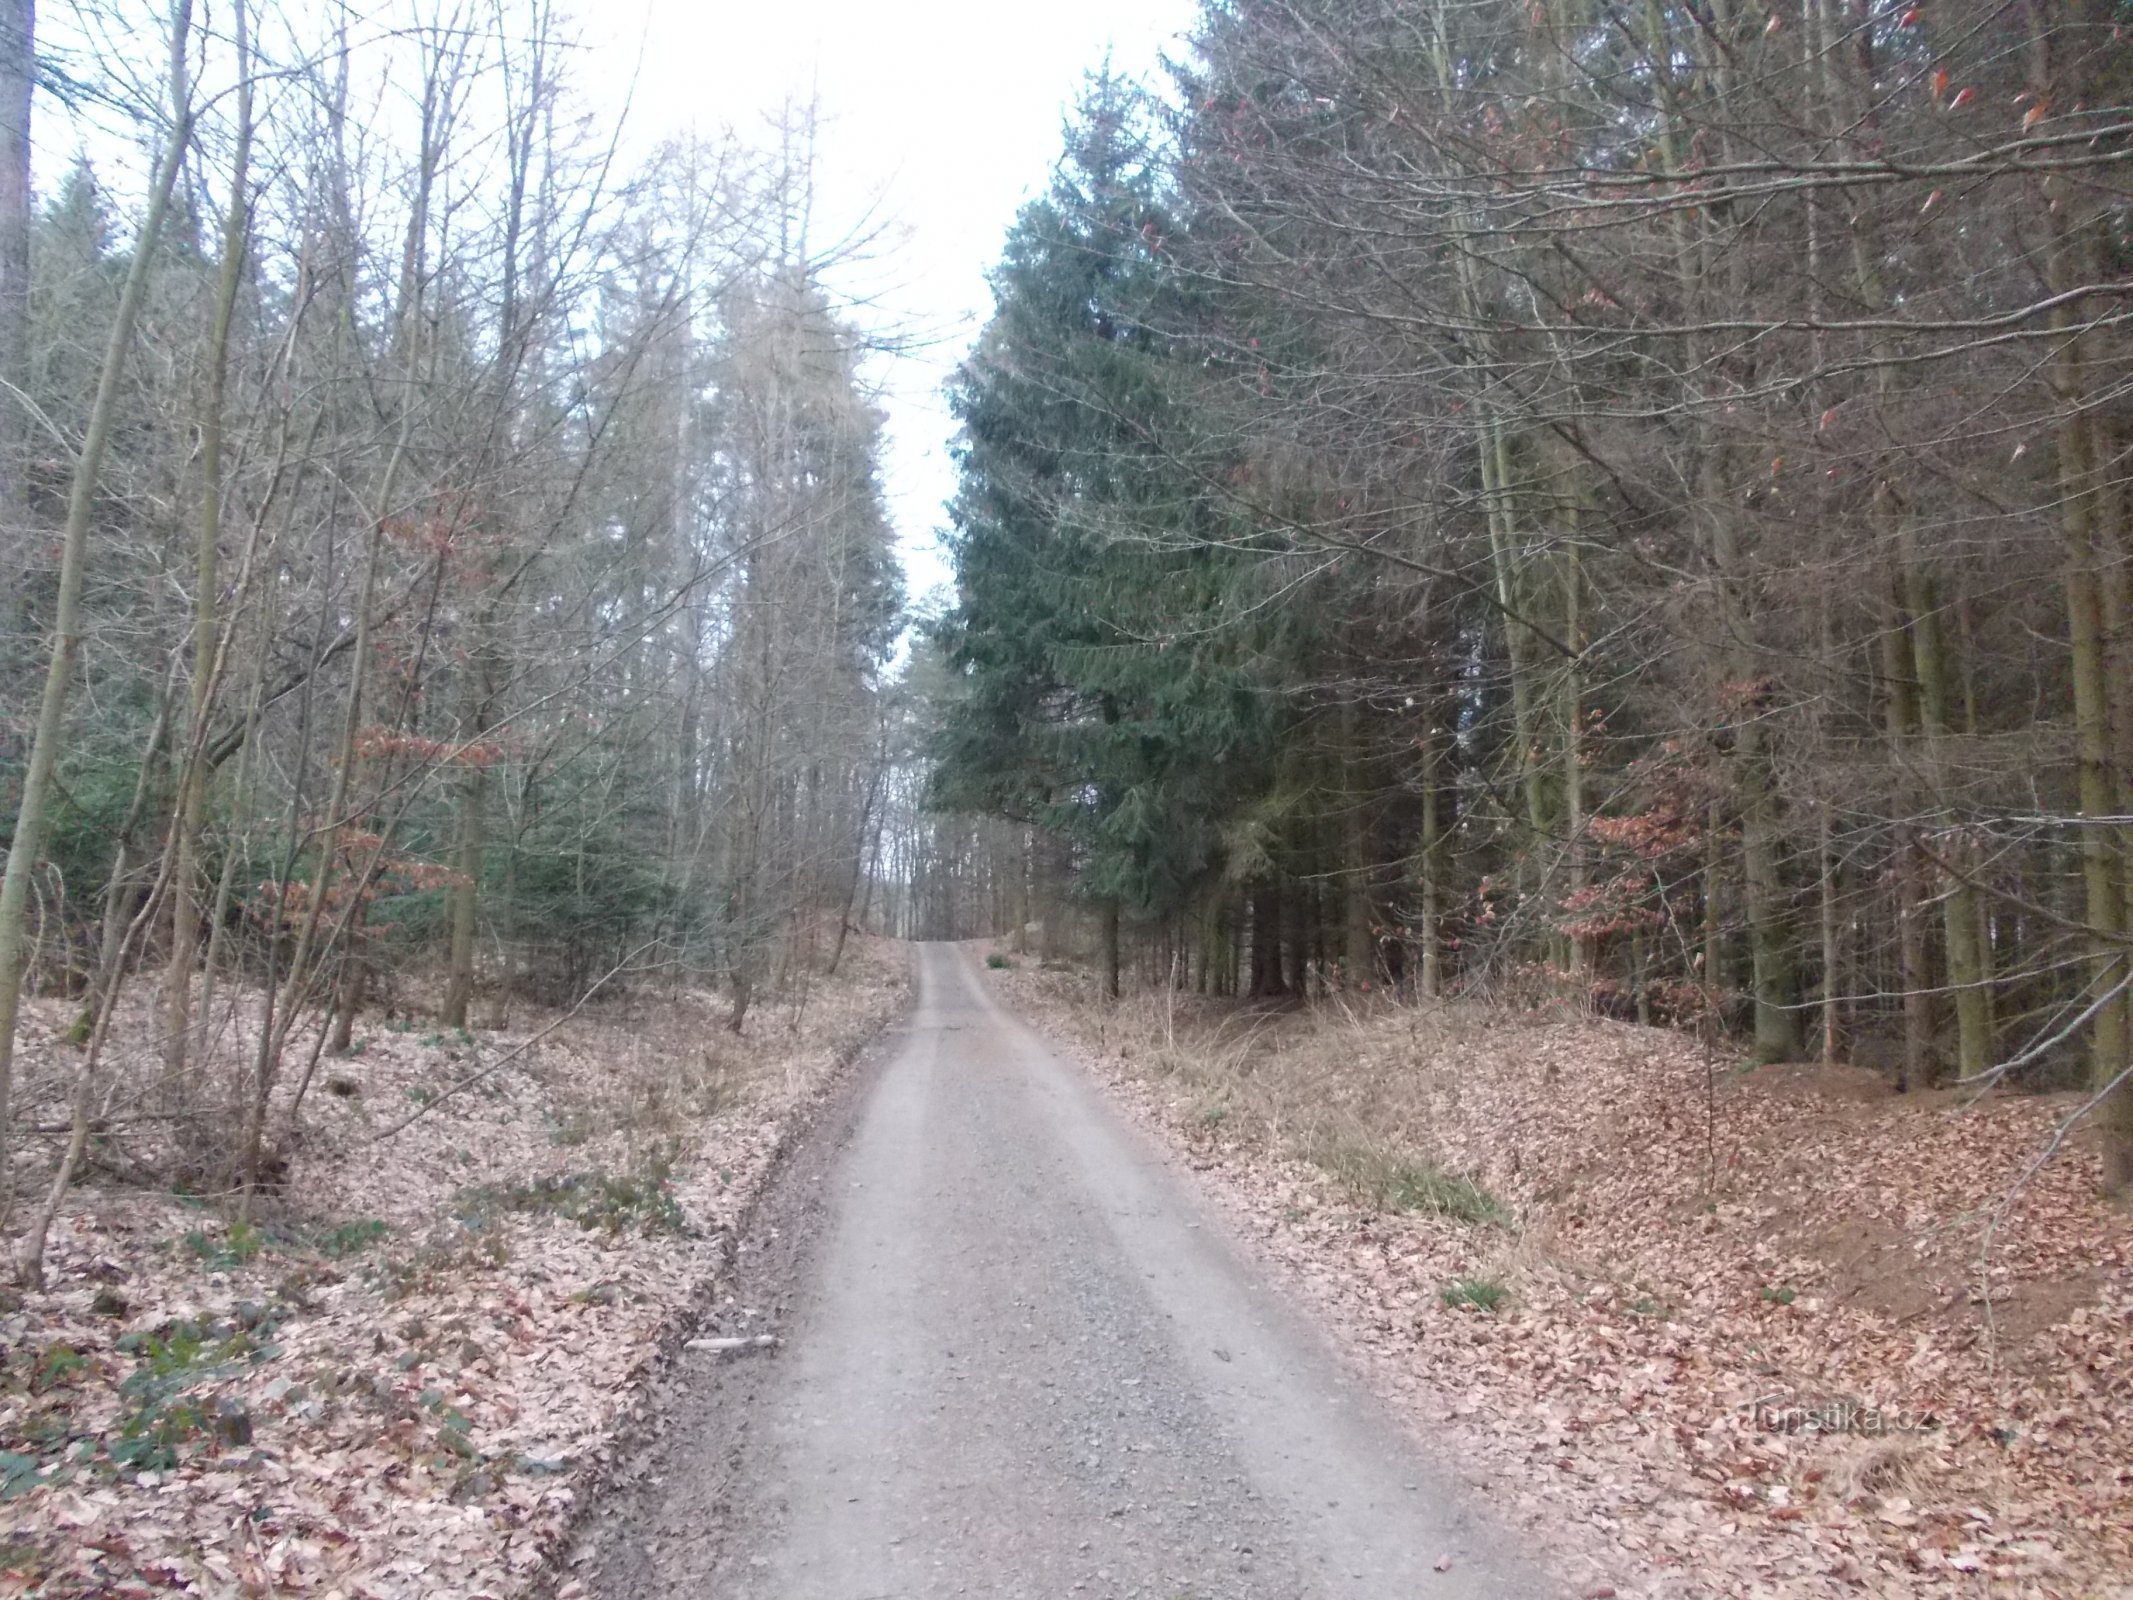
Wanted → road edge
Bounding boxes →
[531,950,919,1597]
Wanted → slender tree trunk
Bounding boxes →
[1282,876,1307,997]
[1562,524,1589,985]
[1819,809,1843,1065]
[240,512,381,1214]
[1879,568,1937,1090]
[1702,798,1730,1002]
[1482,423,1550,850]
[0,3,195,1187]
[2028,0,2131,1185]
[1646,0,1796,1061]
[0,0,29,634]
[1900,523,1992,1082]
[1341,705,1374,988]
[2056,406,2130,1168]
[1249,885,1274,997]
[1418,715,1443,1001]
[165,0,253,1088]
[441,666,491,1029]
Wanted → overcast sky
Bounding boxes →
[29,0,1198,606]
[603,0,1201,606]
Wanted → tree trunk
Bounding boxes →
[1282,877,1307,997]
[0,6,195,1190]
[1901,527,1992,1082]
[442,764,485,1028]
[0,0,29,633]
[2027,1,2133,1186]
[1702,798,1731,1003]
[1418,718,1443,1001]
[1561,523,1590,986]
[164,0,252,1089]
[1879,569,1938,1091]
[1344,828,1373,990]
[1818,809,1843,1065]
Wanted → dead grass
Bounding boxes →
[1029,980,1520,1230]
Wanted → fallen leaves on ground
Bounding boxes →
[0,942,909,1598]
[993,961,2133,1600]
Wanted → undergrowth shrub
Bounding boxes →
[1309,1141,1505,1225]
[108,1311,284,1473]
[314,1219,391,1259]
[1441,1276,1507,1311]
[452,1152,686,1236]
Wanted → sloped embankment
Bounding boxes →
[0,940,909,1598]
[990,961,2132,1600]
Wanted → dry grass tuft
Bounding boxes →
[1040,979,1509,1229]
[1824,1433,1933,1505]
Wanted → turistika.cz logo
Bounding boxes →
[1745,1395,1939,1437]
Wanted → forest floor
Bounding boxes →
[987,956,2133,1600]
[0,938,911,1598]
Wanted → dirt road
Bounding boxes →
[574,944,1546,1598]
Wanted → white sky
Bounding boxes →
[602,0,1201,607]
[29,0,1200,609]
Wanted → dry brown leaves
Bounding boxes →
[0,941,910,1598]
[993,963,2133,1600]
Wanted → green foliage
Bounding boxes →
[108,1313,282,1474]
[1379,1166,1505,1225]
[984,952,1013,969]
[1313,1143,1505,1225]
[184,1221,267,1269]
[1441,1277,1507,1312]
[178,1217,388,1278]
[0,1452,45,1501]
[116,1312,281,1375]
[315,1220,391,1259]
[106,1397,207,1474]
[489,829,680,1003]
[419,1388,478,1462]
[1760,1286,1799,1306]
[15,751,151,928]
[931,73,1285,931]
[30,1344,87,1395]
[454,1155,686,1237]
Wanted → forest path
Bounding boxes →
[574,943,1544,1600]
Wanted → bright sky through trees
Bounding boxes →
[606,0,1201,604]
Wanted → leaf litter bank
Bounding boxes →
[0,939,909,1597]
[988,960,2132,1599]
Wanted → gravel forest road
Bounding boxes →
[576,943,1548,1600]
